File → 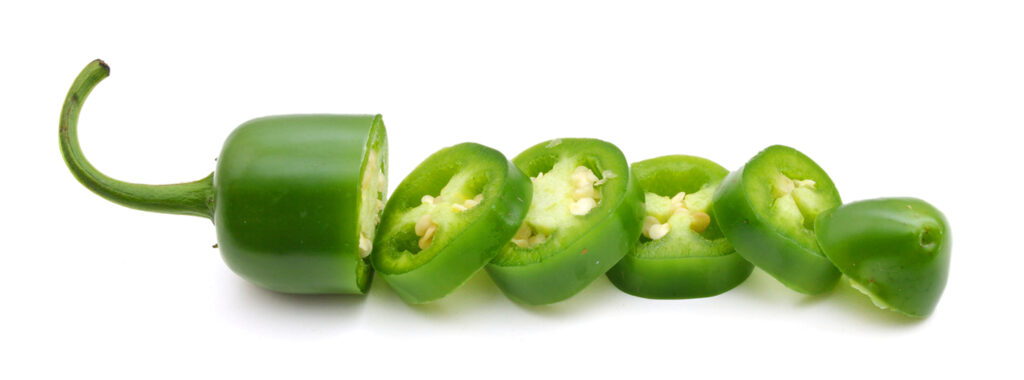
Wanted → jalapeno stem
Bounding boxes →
[59,60,215,219]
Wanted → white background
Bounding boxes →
[2,1,1021,378]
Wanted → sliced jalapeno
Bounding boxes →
[372,143,531,304]
[815,198,951,317]
[606,155,753,299]
[713,145,842,295]
[486,138,644,305]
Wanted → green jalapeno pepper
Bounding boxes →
[606,155,753,299]
[713,145,841,295]
[371,143,531,304]
[59,60,387,294]
[486,138,644,305]
[814,198,951,317]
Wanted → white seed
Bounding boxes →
[773,176,795,198]
[452,203,468,212]
[569,197,598,215]
[529,233,548,246]
[418,225,437,250]
[572,176,589,188]
[648,223,670,240]
[594,170,617,186]
[571,166,598,187]
[511,238,529,247]
[415,214,434,236]
[513,224,532,240]
[358,234,373,258]
[463,195,481,209]
[671,192,686,205]
[642,216,659,236]
[690,211,711,233]
[573,186,595,200]
[795,179,817,189]
[421,195,435,204]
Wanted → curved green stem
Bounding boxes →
[59,60,215,219]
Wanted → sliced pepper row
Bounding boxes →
[58,60,952,317]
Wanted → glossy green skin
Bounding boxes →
[486,138,644,305]
[713,145,841,295]
[609,254,753,299]
[607,155,753,299]
[372,143,531,304]
[215,115,386,294]
[815,198,951,317]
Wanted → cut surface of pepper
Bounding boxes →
[487,138,643,305]
[372,143,531,304]
[712,145,841,295]
[607,155,753,299]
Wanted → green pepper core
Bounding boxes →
[607,155,753,299]
[372,143,531,304]
[712,145,841,295]
[59,60,387,294]
[486,138,644,305]
[815,198,951,317]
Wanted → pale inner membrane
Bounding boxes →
[357,149,387,258]
[769,173,826,232]
[511,158,613,248]
[406,171,484,251]
[640,185,714,241]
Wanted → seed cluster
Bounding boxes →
[568,166,602,216]
[415,193,484,250]
[511,166,613,248]
[641,192,712,241]
[772,176,816,199]
[511,223,547,248]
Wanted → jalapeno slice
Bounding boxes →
[486,138,644,305]
[713,145,842,295]
[372,143,531,304]
[606,155,753,299]
[814,198,951,317]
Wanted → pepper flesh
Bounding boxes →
[712,145,841,295]
[372,143,531,304]
[487,138,644,305]
[607,155,753,299]
[59,60,387,294]
[814,198,951,317]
